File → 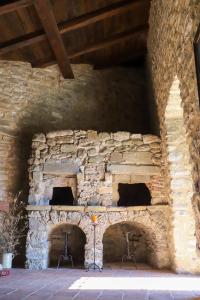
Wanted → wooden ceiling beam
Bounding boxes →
[0,0,32,16]
[33,25,148,68]
[0,0,148,55]
[33,0,74,79]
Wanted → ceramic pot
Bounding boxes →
[2,253,14,269]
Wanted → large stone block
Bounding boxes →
[43,161,79,174]
[110,152,123,162]
[113,131,130,141]
[123,151,152,164]
[107,164,160,175]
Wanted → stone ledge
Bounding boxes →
[26,205,51,211]
[85,206,106,212]
[26,204,170,212]
[106,207,127,212]
[51,205,84,212]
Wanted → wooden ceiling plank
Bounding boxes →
[69,25,148,59]
[0,32,46,55]
[33,25,148,68]
[0,0,147,55]
[59,0,147,35]
[33,0,74,79]
[0,0,32,16]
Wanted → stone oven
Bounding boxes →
[26,130,170,269]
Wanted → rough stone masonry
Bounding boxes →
[26,130,170,269]
[28,130,166,207]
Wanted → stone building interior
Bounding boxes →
[0,0,200,299]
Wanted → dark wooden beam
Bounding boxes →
[0,0,32,16]
[0,31,47,55]
[33,0,74,79]
[0,0,148,55]
[33,25,148,68]
[59,0,148,35]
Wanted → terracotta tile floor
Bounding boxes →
[0,266,200,300]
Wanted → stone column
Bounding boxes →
[84,225,103,268]
[26,211,49,269]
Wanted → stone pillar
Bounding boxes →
[26,211,49,269]
[84,224,103,268]
[164,77,200,273]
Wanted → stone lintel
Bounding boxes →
[107,164,160,175]
[123,152,152,164]
[43,161,79,175]
[26,204,169,213]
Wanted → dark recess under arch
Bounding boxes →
[117,183,151,206]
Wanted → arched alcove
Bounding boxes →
[103,222,156,268]
[48,224,86,268]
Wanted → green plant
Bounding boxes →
[0,192,27,256]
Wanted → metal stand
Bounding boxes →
[122,231,137,268]
[86,223,102,271]
[57,231,74,269]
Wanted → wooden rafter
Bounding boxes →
[0,0,32,16]
[33,25,148,68]
[0,0,148,55]
[33,0,74,79]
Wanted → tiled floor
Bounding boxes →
[0,266,200,300]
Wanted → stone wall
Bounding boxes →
[0,133,21,209]
[28,130,166,207]
[0,61,151,211]
[148,0,200,273]
[26,205,170,270]
[0,62,150,136]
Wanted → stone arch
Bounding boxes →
[164,76,200,272]
[103,221,157,267]
[102,211,170,269]
[48,223,86,267]
[26,208,170,270]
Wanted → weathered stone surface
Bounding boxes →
[143,135,160,144]
[110,152,123,162]
[46,130,73,138]
[43,161,79,174]
[148,0,200,273]
[107,164,160,175]
[60,144,76,153]
[28,131,164,206]
[26,205,170,270]
[123,152,152,164]
[113,131,130,141]
[98,132,110,141]
[87,130,98,140]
